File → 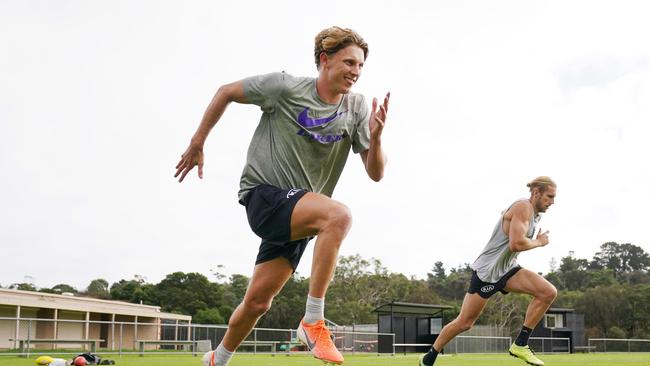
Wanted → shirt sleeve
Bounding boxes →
[352,95,371,154]
[242,72,288,113]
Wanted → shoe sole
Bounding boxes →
[418,354,426,366]
[202,351,215,366]
[509,351,543,366]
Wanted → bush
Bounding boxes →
[607,326,627,339]
[194,307,225,325]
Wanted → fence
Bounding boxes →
[446,335,512,354]
[443,336,570,354]
[0,317,394,357]
[529,337,571,353]
[7,316,649,357]
[588,338,650,352]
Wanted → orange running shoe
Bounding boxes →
[201,350,215,366]
[297,319,344,364]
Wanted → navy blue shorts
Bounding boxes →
[240,184,312,271]
[467,266,522,299]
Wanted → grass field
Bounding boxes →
[1,353,650,366]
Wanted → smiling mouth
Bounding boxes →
[344,76,356,85]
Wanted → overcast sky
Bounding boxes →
[1,1,649,291]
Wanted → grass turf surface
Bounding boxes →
[1,353,649,366]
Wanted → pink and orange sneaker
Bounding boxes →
[297,319,344,364]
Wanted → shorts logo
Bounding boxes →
[480,285,495,293]
[286,189,301,198]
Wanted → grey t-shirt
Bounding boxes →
[470,199,541,283]
[238,72,371,201]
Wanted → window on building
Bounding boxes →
[430,318,442,334]
[544,313,563,329]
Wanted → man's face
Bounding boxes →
[535,186,556,213]
[321,45,365,95]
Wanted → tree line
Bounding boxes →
[4,242,649,339]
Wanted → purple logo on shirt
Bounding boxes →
[297,129,345,144]
[297,107,345,128]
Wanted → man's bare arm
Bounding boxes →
[508,202,549,252]
[175,81,247,182]
[361,93,389,181]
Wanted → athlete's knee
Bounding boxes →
[540,284,557,304]
[323,202,353,238]
[455,317,476,332]
[242,296,273,317]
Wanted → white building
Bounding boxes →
[0,288,191,350]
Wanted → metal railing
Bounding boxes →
[529,336,571,354]
[447,335,512,354]
[588,338,650,352]
[12,316,650,357]
[0,317,394,356]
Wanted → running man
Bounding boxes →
[419,177,557,366]
[175,26,389,366]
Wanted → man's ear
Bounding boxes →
[319,52,328,68]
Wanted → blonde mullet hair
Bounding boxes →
[527,176,556,193]
[314,26,368,69]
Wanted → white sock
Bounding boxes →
[303,295,325,324]
[214,342,234,366]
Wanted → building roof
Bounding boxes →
[548,307,574,313]
[373,302,454,316]
[0,288,190,321]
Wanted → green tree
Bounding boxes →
[325,255,445,325]
[546,253,617,290]
[326,255,395,324]
[576,285,629,335]
[428,264,472,301]
[10,283,37,291]
[218,304,235,323]
[584,269,617,288]
[194,307,225,324]
[110,276,157,305]
[619,270,650,286]
[431,262,446,280]
[607,326,627,339]
[552,290,583,310]
[590,242,650,277]
[86,279,110,299]
[155,272,223,316]
[620,284,650,337]
[221,274,249,309]
[39,284,78,294]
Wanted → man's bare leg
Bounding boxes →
[505,269,557,341]
[419,293,488,365]
[504,268,557,366]
[290,192,352,364]
[290,192,352,298]
[434,293,489,351]
[209,258,293,365]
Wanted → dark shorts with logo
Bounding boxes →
[467,265,522,299]
[240,184,312,271]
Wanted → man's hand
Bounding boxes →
[369,92,390,143]
[536,229,550,247]
[174,144,204,183]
